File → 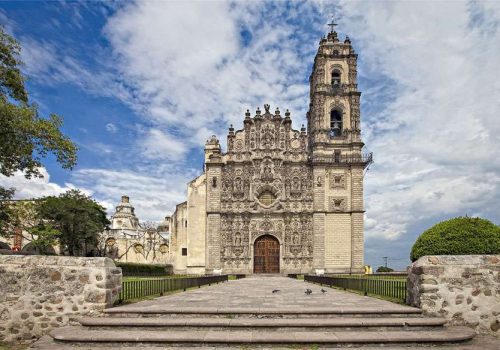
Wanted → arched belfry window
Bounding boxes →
[330,110,343,137]
[332,70,341,87]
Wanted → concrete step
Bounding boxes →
[104,306,423,316]
[79,316,446,328]
[50,326,475,345]
[32,334,500,350]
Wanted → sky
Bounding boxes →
[1,0,500,270]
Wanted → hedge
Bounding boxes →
[410,216,500,262]
[115,262,173,276]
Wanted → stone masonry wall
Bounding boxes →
[0,255,121,343]
[407,255,500,336]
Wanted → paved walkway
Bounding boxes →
[110,275,418,313]
[32,276,500,349]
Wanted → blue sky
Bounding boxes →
[1,1,500,270]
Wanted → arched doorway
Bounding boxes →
[254,235,280,274]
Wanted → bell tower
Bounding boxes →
[307,21,372,273]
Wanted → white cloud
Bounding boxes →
[72,168,194,221]
[0,168,78,199]
[139,128,188,161]
[105,123,118,133]
[336,0,500,239]
[103,1,317,148]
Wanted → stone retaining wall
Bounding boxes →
[0,255,121,343]
[407,255,500,336]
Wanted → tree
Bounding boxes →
[0,26,77,179]
[410,216,500,262]
[38,190,109,256]
[10,200,59,252]
[0,187,15,237]
[376,266,394,273]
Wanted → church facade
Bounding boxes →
[170,29,372,275]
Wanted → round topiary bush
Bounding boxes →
[410,216,500,262]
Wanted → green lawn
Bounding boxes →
[327,274,406,280]
[328,285,407,305]
[122,274,199,282]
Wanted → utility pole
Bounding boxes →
[383,257,388,268]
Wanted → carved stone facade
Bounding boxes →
[170,29,371,275]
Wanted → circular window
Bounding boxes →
[258,191,276,206]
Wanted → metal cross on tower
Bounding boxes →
[327,17,338,33]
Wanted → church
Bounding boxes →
[169,27,372,275]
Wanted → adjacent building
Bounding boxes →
[103,195,171,264]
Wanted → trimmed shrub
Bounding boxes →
[410,216,500,262]
[115,262,173,276]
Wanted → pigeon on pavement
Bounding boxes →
[305,288,312,294]
[321,288,327,293]
[272,289,280,293]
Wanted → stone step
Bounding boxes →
[49,326,475,345]
[104,306,423,316]
[79,316,446,328]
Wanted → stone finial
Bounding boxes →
[121,195,129,203]
[256,107,261,115]
[245,109,251,117]
[285,109,291,117]
[206,135,219,145]
[327,31,338,42]
[301,124,306,133]
[229,124,234,132]
[275,107,280,115]
[344,36,351,44]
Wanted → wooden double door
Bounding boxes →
[254,235,280,273]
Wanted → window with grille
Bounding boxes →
[258,190,276,206]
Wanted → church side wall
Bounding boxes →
[322,166,359,272]
[186,175,207,275]
[351,166,365,271]
[205,163,222,272]
[325,213,352,270]
[172,203,188,274]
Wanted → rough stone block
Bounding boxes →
[0,255,122,343]
[407,255,500,337]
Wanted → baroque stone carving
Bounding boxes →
[329,197,348,212]
[219,106,314,269]
[329,171,346,189]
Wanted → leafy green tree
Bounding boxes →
[38,190,109,256]
[0,186,15,237]
[410,216,500,262]
[376,266,394,273]
[0,26,77,179]
[0,26,78,244]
